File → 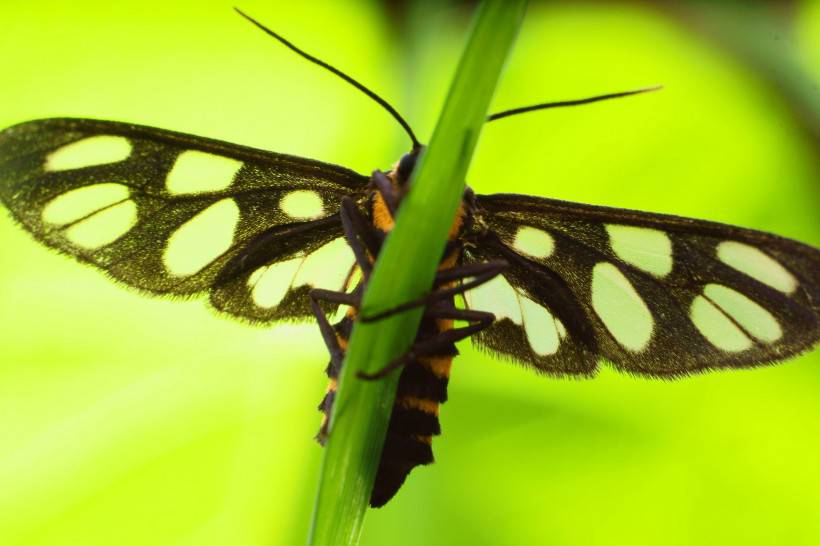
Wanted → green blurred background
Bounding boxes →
[1,1,819,545]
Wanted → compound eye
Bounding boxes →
[397,152,419,184]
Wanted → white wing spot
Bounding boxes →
[591,262,654,352]
[717,241,797,294]
[690,294,752,352]
[331,264,361,322]
[166,151,242,195]
[294,238,352,290]
[42,183,130,226]
[466,274,569,355]
[703,284,782,343]
[164,198,240,276]
[45,136,131,171]
[520,295,561,355]
[281,190,324,220]
[247,238,355,311]
[464,274,523,324]
[512,226,554,259]
[345,266,363,293]
[247,267,267,287]
[64,200,137,249]
[606,224,673,277]
[555,318,567,339]
[250,259,302,309]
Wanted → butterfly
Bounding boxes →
[0,10,818,507]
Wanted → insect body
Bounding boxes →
[312,153,506,506]
[1,11,819,507]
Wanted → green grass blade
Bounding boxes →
[307,1,528,544]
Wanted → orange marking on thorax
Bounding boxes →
[438,249,459,272]
[369,173,466,241]
[372,192,395,232]
[336,334,349,351]
[326,378,337,393]
[448,203,466,241]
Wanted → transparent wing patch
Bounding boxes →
[471,193,820,378]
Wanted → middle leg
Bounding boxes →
[358,306,496,380]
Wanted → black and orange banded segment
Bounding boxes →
[389,401,442,436]
[371,433,434,508]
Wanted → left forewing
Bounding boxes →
[0,118,368,323]
[467,193,820,378]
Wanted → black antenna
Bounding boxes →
[235,8,421,150]
[487,86,663,122]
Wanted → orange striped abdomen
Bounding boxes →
[316,296,457,507]
[316,178,467,507]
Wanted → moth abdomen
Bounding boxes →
[313,167,472,506]
[314,320,454,503]
[314,277,459,505]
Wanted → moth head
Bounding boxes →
[395,146,423,187]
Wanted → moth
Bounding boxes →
[1,10,818,507]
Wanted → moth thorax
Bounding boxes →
[372,185,397,233]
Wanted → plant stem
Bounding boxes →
[307,1,528,544]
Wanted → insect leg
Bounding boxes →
[372,170,398,215]
[308,289,356,373]
[340,197,381,278]
[360,260,507,322]
[433,260,507,288]
[357,307,495,380]
[310,287,360,306]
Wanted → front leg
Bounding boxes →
[372,170,398,215]
[340,197,381,279]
